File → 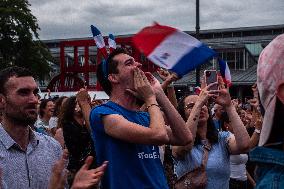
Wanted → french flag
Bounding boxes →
[194,86,201,95]
[90,25,108,59]
[218,59,232,87]
[108,34,116,53]
[132,23,216,77]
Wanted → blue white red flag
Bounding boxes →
[132,23,216,77]
[218,59,232,87]
[90,25,108,59]
[108,34,116,53]
[194,86,201,95]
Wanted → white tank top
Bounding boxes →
[230,154,248,181]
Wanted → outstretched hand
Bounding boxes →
[157,68,178,82]
[71,157,108,189]
[197,82,218,106]
[76,88,91,105]
[157,68,179,91]
[209,88,232,107]
[48,150,69,189]
[157,68,170,81]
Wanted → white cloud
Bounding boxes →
[29,0,284,39]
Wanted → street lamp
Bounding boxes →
[195,0,200,86]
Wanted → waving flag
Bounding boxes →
[194,86,202,95]
[90,25,107,91]
[108,34,116,53]
[132,23,216,77]
[218,59,232,87]
[90,25,108,59]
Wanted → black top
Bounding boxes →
[63,120,96,171]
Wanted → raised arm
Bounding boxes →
[145,72,192,146]
[172,84,213,158]
[157,68,179,108]
[76,88,92,132]
[248,97,263,149]
[104,68,169,145]
[210,89,250,154]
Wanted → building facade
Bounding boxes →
[43,24,284,100]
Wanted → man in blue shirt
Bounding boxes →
[90,48,192,188]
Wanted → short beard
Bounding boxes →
[5,112,37,127]
[4,98,38,127]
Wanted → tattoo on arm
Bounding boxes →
[193,115,198,122]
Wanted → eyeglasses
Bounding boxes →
[184,102,195,110]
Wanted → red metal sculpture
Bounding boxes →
[47,36,156,92]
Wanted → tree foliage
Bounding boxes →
[0,0,52,80]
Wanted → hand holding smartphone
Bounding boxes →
[204,70,218,90]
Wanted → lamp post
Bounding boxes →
[195,0,200,86]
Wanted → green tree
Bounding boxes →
[0,0,52,80]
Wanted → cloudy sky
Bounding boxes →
[29,0,284,40]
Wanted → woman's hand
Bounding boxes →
[157,68,170,81]
[231,99,239,110]
[157,68,178,83]
[210,88,232,108]
[76,88,91,106]
[157,68,179,91]
[196,82,218,107]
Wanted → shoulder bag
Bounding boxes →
[174,143,211,189]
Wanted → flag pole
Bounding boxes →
[195,0,200,86]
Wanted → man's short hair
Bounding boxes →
[0,66,33,94]
[97,48,128,95]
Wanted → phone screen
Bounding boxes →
[204,70,218,90]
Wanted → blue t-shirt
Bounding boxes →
[174,131,231,189]
[90,101,169,189]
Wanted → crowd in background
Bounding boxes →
[31,81,261,189]
[0,33,283,189]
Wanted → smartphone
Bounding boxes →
[204,70,218,90]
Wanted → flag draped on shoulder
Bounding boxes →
[218,58,232,87]
[132,23,216,77]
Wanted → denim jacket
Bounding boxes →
[249,147,284,189]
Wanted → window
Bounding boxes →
[223,32,232,38]
[218,49,245,70]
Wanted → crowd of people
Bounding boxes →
[0,33,283,189]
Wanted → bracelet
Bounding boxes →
[254,128,261,134]
[146,104,160,111]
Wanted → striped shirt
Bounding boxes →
[0,124,62,189]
